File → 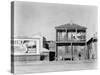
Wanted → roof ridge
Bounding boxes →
[55,23,87,29]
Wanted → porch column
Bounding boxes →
[71,43,74,61]
[56,30,58,41]
[58,32,60,41]
[56,44,58,61]
[56,30,58,61]
[58,31,59,41]
[85,42,87,60]
[60,31,62,41]
[76,29,77,41]
[66,28,68,41]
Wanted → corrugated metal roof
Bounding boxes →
[55,23,87,29]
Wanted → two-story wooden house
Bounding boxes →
[55,23,87,61]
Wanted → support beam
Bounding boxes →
[66,29,68,41]
[76,29,77,41]
[60,31,62,41]
[56,30,58,61]
[56,44,58,61]
[85,42,87,60]
[71,43,74,61]
[56,30,57,41]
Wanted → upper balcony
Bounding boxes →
[56,31,86,42]
[55,23,87,43]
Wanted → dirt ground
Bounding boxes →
[13,60,97,74]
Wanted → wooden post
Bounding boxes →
[56,30,58,41]
[76,29,77,41]
[85,42,87,60]
[56,30,57,61]
[60,32,62,41]
[71,43,74,61]
[66,29,68,41]
[56,30,58,61]
[56,45,58,61]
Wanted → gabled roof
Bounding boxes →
[55,23,87,29]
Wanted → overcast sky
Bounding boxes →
[14,1,97,41]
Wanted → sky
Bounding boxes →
[14,1,98,41]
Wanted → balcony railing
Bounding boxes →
[56,31,86,42]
